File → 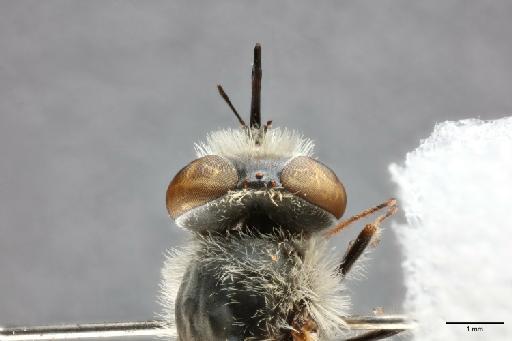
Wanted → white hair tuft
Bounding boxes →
[157,246,195,339]
[159,231,351,340]
[194,127,315,160]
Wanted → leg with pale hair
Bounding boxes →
[325,198,397,237]
[335,199,398,276]
[335,201,399,339]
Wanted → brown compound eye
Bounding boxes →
[166,155,238,219]
[280,156,347,218]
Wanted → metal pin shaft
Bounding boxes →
[1,315,413,340]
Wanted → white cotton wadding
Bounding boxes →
[389,117,512,340]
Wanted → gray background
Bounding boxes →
[0,0,510,339]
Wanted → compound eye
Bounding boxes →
[280,156,347,218]
[166,155,238,219]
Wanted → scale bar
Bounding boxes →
[446,322,504,325]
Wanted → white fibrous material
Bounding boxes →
[159,232,350,340]
[389,117,512,340]
[195,127,314,160]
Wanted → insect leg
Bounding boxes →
[338,223,376,276]
[325,198,397,237]
[337,204,397,276]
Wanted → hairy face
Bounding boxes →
[166,128,346,233]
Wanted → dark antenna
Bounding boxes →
[217,84,247,127]
[250,43,262,128]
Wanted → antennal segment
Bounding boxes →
[217,84,247,127]
[250,43,262,128]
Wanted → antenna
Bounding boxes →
[217,84,247,127]
[250,43,262,128]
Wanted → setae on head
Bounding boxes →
[166,127,346,233]
[166,44,346,234]
[166,44,347,233]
